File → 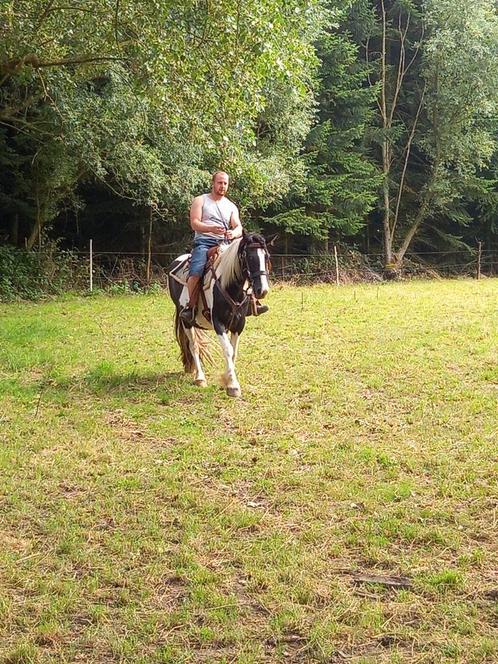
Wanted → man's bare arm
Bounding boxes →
[226,206,243,240]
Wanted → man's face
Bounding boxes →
[212,173,229,197]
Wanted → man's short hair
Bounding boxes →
[212,170,229,183]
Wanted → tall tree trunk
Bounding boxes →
[27,189,42,250]
[382,140,393,266]
[369,2,425,275]
[380,0,394,271]
[146,205,153,286]
[395,195,431,264]
[11,213,19,246]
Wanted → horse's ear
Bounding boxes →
[265,233,278,247]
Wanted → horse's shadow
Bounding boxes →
[83,369,185,392]
[39,369,211,409]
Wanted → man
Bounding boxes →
[180,171,268,324]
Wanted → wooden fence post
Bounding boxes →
[477,241,482,280]
[334,245,340,286]
[146,206,153,286]
[89,239,93,292]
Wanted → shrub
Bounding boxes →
[0,244,86,302]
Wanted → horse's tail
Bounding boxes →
[174,309,213,373]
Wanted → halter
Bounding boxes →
[240,241,271,284]
[208,237,270,327]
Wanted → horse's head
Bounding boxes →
[239,232,273,300]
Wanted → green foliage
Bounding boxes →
[422,0,498,181]
[263,4,381,239]
[1,0,497,264]
[347,0,498,264]
[264,208,330,238]
[0,0,323,245]
[0,245,84,301]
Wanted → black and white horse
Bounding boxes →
[168,232,272,397]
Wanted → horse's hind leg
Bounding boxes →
[217,331,241,398]
[183,326,208,387]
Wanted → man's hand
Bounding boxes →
[225,229,235,240]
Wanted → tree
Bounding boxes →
[262,1,381,246]
[0,1,322,247]
[357,0,498,272]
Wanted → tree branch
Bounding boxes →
[391,83,426,238]
[396,157,439,263]
[0,54,126,86]
[35,55,127,68]
[33,0,56,34]
[115,0,120,44]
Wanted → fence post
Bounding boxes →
[146,206,153,286]
[477,241,482,280]
[89,239,93,292]
[334,245,340,286]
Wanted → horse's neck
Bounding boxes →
[218,239,243,289]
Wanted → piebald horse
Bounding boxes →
[168,232,272,397]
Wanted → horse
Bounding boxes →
[167,232,272,397]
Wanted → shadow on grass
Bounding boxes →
[2,369,200,410]
[83,366,186,393]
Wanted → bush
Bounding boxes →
[0,244,86,302]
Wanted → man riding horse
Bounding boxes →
[179,171,268,324]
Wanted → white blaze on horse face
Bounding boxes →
[257,248,269,297]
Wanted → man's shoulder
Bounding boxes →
[191,194,206,206]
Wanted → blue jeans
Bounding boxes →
[189,236,224,277]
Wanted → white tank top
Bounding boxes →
[195,194,237,240]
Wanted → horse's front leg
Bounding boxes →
[230,332,240,363]
[183,325,208,387]
[215,326,241,398]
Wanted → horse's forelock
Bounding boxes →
[239,232,267,251]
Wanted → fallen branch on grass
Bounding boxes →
[351,573,413,589]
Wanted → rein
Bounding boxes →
[209,264,249,326]
[209,240,269,326]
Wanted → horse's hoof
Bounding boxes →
[195,379,208,387]
[226,386,241,398]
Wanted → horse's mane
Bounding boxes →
[217,238,244,289]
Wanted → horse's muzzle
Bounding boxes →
[254,284,269,299]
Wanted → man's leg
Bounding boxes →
[186,275,201,308]
[180,240,211,324]
[180,275,201,324]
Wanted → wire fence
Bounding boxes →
[78,245,497,291]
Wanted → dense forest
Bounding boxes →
[1,0,498,286]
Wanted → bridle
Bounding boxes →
[208,237,271,326]
[240,240,271,286]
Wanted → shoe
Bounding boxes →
[247,303,269,316]
[179,306,196,324]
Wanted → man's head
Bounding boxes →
[211,171,229,198]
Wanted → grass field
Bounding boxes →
[0,280,497,663]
